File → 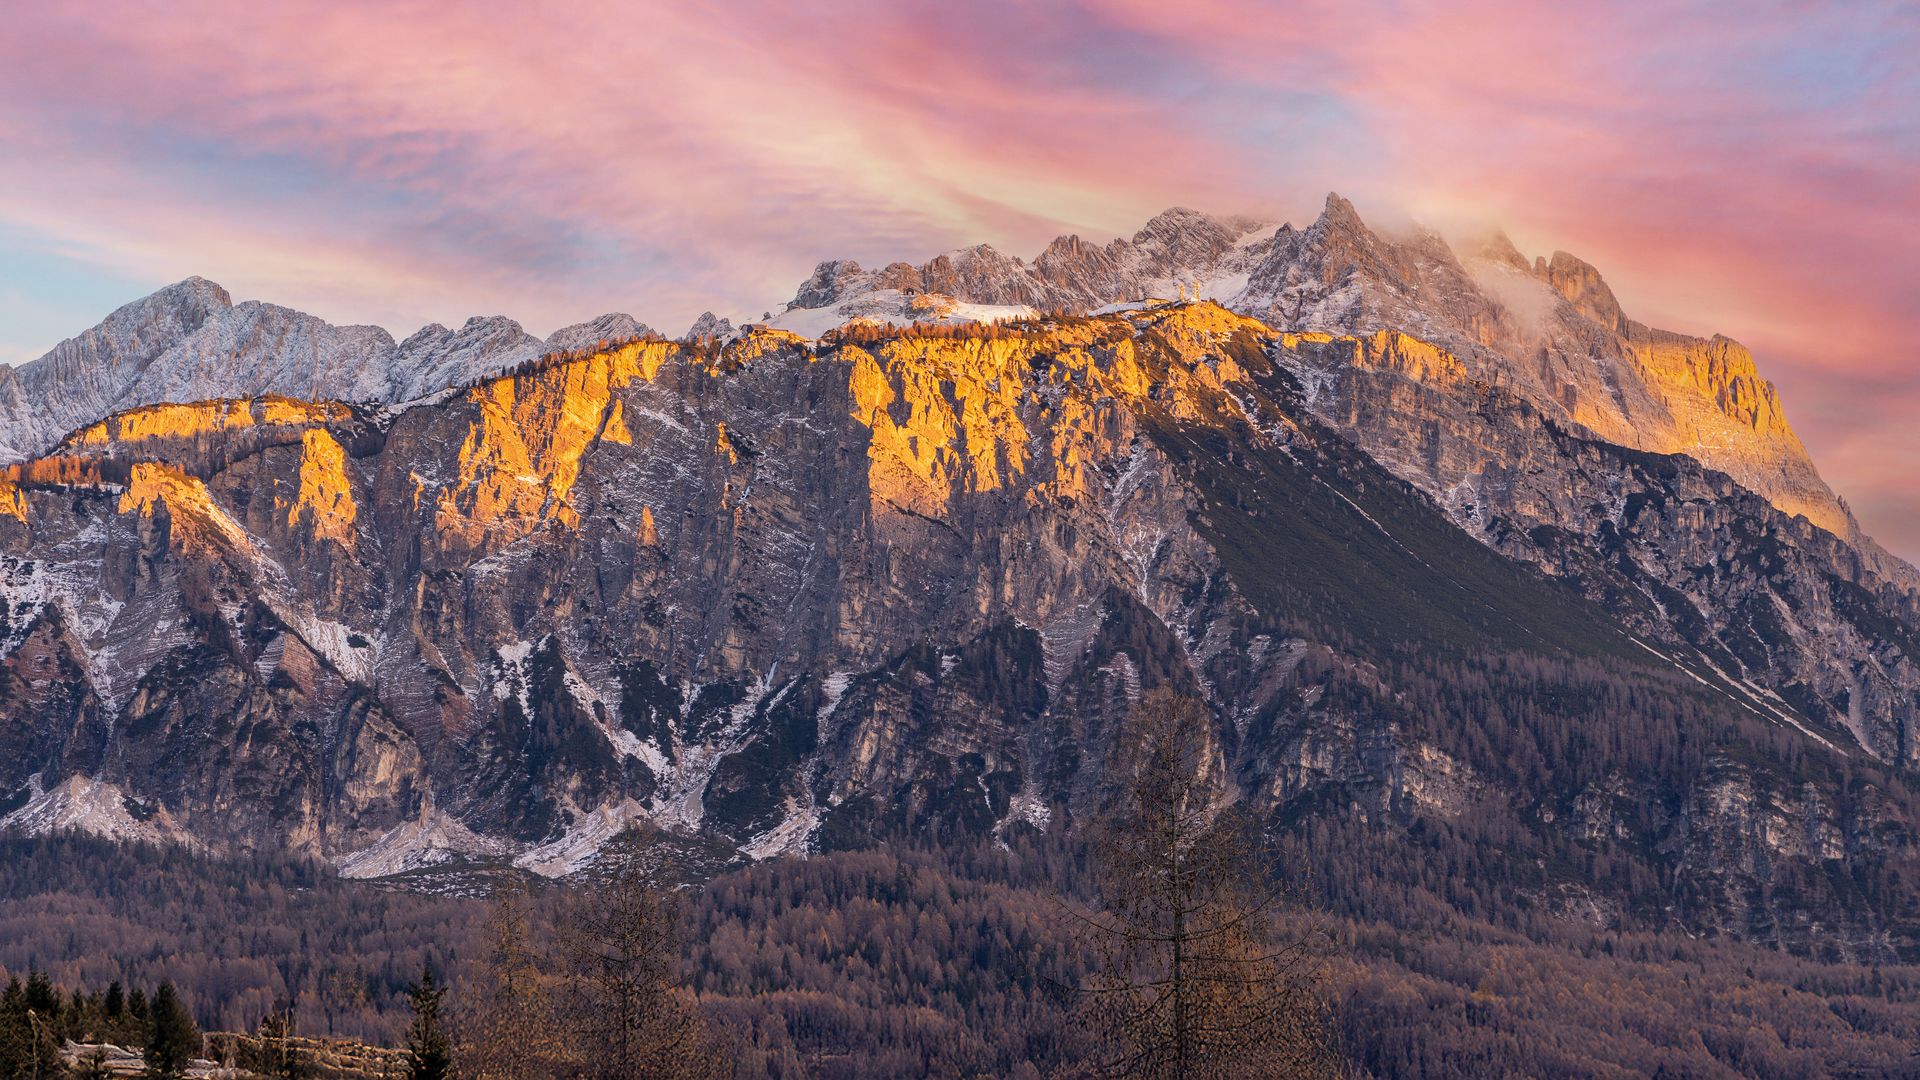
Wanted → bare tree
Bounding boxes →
[1068,690,1339,1079]
[455,881,572,1080]
[557,841,719,1080]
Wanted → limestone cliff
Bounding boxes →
[779,196,1892,582]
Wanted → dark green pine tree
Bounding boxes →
[104,981,126,1020]
[0,975,65,1080]
[144,982,199,1079]
[21,972,57,1019]
[404,965,453,1080]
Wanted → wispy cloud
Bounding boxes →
[0,0,1914,555]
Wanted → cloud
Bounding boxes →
[0,0,1913,556]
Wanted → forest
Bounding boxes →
[8,834,1920,1077]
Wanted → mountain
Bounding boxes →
[547,313,659,353]
[776,196,1904,584]
[3,298,1919,959]
[764,196,1920,762]
[2,194,1919,966]
[0,278,655,463]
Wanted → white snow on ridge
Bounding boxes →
[740,796,822,861]
[513,798,650,878]
[767,290,1035,340]
[336,803,510,879]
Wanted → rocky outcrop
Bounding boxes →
[684,312,735,340]
[391,318,545,401]
[1273,329,1920,764]
[0,278,233,461]
[1544,251,1628,334]
[546,313,660,354]
[770,208,1273,335]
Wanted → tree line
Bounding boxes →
[0,691,1338,1079]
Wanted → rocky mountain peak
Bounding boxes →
[1128,206,1259,277]
[1545,250,1627,334]
[1229,197,1868,553]
[685,311,735,339]
[156,275,235,314]
[1461,230,1533,272]
[546,313,659,353]
[792,260,867,310]
[391,316,542,400]
[0,279,567,460]
[1314,191,1369,237]
[870,263,926,293]
[1040,233,1098,262]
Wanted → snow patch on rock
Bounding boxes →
[1,774,197,849]
[336,803,509,879]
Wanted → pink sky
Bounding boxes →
[0,1,1914,557]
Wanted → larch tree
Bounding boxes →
[1068,690,1340,1079]
[454,880,571,1080]
[556,839,720,1080]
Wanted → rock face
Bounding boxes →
[780,195,1884,581]
[3,305,1919,958]
[1234,197,1865,560]
[0,278,236,461]
[683,312,735,340]
[390,318,544,402]
[1273,329,1920,762]
[546,313,659,354]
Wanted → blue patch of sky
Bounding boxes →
[0,224,162,366]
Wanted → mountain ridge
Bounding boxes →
[3,203,1919,960]
[1,303,1917,961]
[0,281,665,466]
[0,193,1884,574]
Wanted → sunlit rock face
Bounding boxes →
[0,308,1269,869]
[781,194,1883,577]
[1236,196,1860,551]
[2,304,1918,960]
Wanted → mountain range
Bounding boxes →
[3,194,1918,958]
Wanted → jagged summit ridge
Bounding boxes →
[0,286,658,461]
[773,191,1869,560]
[0,190,1901,583]
[768,206,1273,336]
[0,277,232,460]
[548,312,658,353]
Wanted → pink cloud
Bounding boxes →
[0,0,1913,556]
